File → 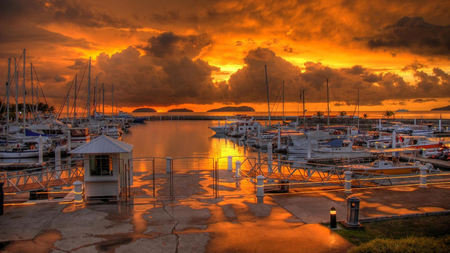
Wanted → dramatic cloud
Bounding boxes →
[362,17,450,56]
[90,33,225,106]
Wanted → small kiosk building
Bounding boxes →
[70,135,133,201]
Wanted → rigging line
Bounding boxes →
[32,66,49,106]
[56,77,75,119]
[71,65,87,117]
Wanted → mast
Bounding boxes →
[74,74,77,120]
[357,87,360,130]
[87,57,91,119]
[30,63,33,117]
[93,75,98,115]
[22,49,26,125]
[6,58,10,125]
[111,83,114,116]
[15,57,18,124]
[102,83,105,115]
[264,64,271,126]
[282,80,285,123]
[66,79,70,119]
[326,78,330,126]
[302,89,306,129]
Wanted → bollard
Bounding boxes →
[345,197,360,227]
[267,142,273,173]
[235,160,241,178]
[0,182,4,215]
[344,170,352,194]
[166,157,172,174]
[420,166,427,188]
[330,207,337,229]
[227,156,233,172]
[256,175,265,203]
[73,181,83,203]
[38,135,43,164]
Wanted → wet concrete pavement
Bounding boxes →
[1,162,449,253]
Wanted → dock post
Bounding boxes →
[166,157,172,174]
[344,170,352,194]
[420,166,427,188]
[256,175,264,203]
[227,156,233,172]
[235,160,241,178]
[73,181,83,203]
[38,135,43,164]
[307,134,312,159]
[267,142,273,174]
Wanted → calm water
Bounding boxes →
[123,120,247,158]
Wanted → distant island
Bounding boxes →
[168,108,193,112]
[431,105,450,111]
[207,106,255,112]
[132,108,156,112]
[396,109,409,112]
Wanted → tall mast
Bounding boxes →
[282,80,285,123]
[15,57,19,124]
[264,64,271,126]
[93,75,98,115]
[6,58,11,125]
[102,83,105,115]
[22,49,26,125]
[30,63,34,117]
[111,83,114,116]
[87,57,91,119]
[66,79,70,119]
[357,87,360,130]
[302,89,306,129]
[326,78,330,126]
[74,74,77,120]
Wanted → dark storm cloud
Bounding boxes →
[86,44,449,107]
[143,32,211,58]
[363,17,450,56]
[92,33,225,106]
[0,23,91,49]
[413,98,437,103]
[0,0,136,28]
[227,48,450,105]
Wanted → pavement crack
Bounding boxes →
[162,202,180,253]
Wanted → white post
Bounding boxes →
[55,146,61,170]
[420,166,427,188]
[378,118,382,130]
[73,181,83,203]
[438,119,442,132]
[414,119,416,125]
[307,134,312,159]
[267,142,273,173]
[391,130,396,148]
[227,156,233,172]
[166,157,172,174]
[277,126,281,150]
[256,175,265,198]
[344,170,352,194]
[38,135,43,164]
[235,160,241,178]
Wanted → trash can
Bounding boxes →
[346,196,360,227]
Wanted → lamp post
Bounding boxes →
[330,207,337,229]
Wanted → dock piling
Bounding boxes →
[344,170,352,194]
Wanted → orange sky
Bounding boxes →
[0,0,449,113]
